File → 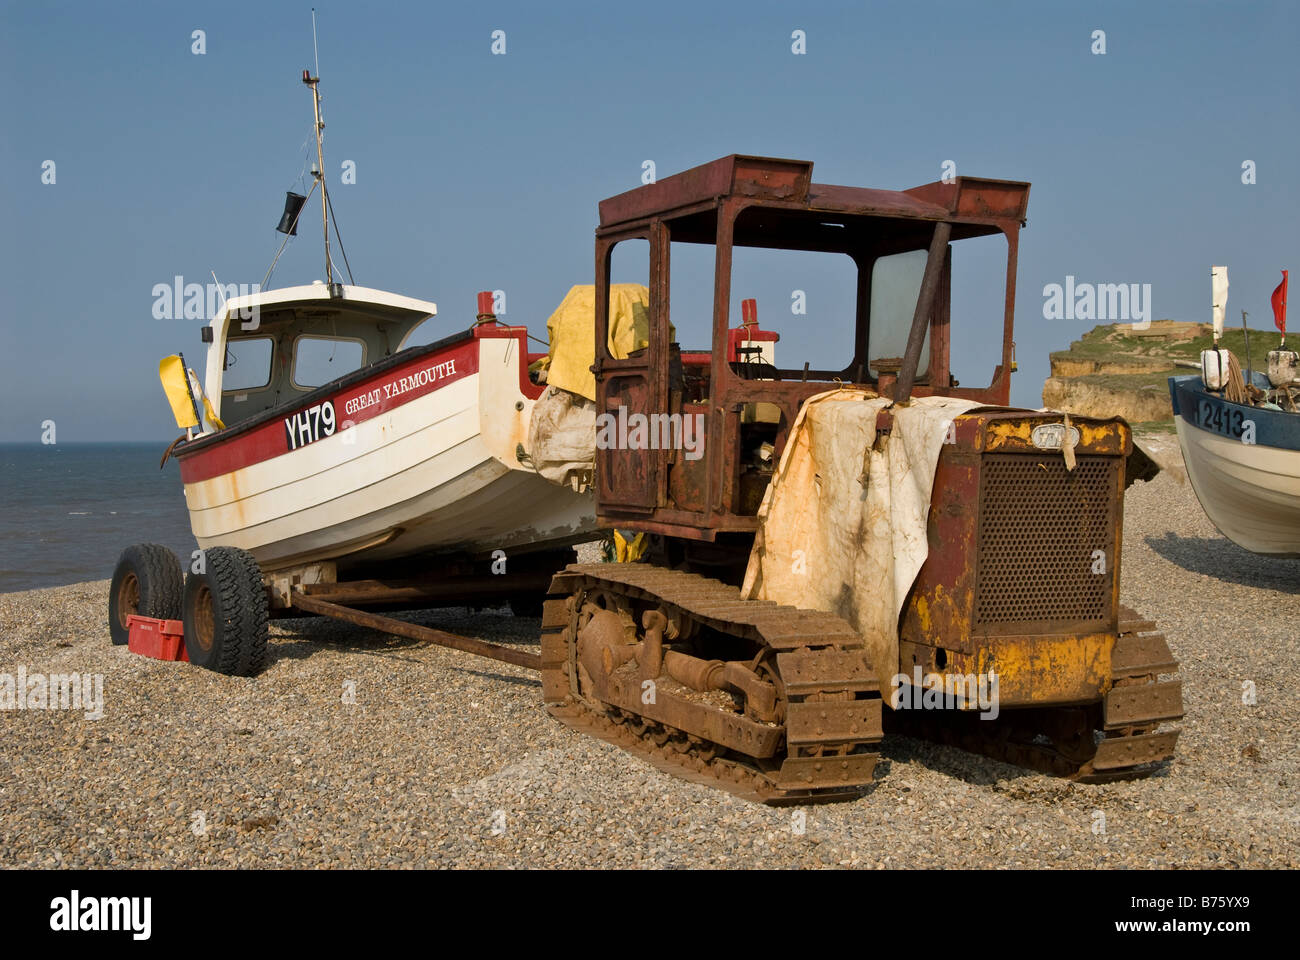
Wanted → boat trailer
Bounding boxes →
[288,587,542,671]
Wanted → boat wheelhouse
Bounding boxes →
[175,283,596,574]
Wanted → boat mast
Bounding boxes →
[303,9,333,285]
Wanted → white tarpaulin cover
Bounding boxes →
[741,389,980,691]
[526,385,597,490]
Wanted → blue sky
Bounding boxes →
[1,0,1296,440]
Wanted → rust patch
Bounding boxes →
[957,631,1112,707]
[984,416,1127,456]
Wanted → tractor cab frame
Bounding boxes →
[592,154,1031,542]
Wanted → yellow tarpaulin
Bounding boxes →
[539,284,665,401]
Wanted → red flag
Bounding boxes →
[1279,270,1289,338]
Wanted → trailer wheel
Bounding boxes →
[108,544,184,646]
[183,546,268,676]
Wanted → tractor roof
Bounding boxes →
[598,155,1030,250]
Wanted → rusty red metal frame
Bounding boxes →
[591,154,1030,541]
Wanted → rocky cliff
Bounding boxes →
[1042,320,1280,424]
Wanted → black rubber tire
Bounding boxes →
[108,543,184,646]
[182,546,268,676]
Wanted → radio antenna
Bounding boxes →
[303,8,333,285]
[312,7,320,77]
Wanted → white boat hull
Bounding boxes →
[1174,406,1300,556]
[177,328,595,572]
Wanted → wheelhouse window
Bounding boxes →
[222,337,273,392]
[292,336,365,389]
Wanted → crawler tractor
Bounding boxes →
[538,155,1182,802]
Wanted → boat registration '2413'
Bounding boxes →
[1196,398,1255,443]
[284,400,338,451]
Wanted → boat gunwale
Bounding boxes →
[176,327,479,459]
[1169,373,1300,451]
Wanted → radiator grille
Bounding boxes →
[975,454,1119,630]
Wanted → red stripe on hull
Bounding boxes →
[178,339,480,485]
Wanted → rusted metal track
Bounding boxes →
[541,563,883,804]
[291,570,1179,799]
[290,591,541,670]
[1085,605,1183,779]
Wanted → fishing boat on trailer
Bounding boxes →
[179,283,595,573]
[1169,267,1300,555]
[108,57,595,663]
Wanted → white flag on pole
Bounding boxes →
[1211,265,1230,339]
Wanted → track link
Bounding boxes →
[541,563,884,804]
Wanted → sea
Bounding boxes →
[0,444,198,594]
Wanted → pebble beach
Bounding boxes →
[1,433,1296,869]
